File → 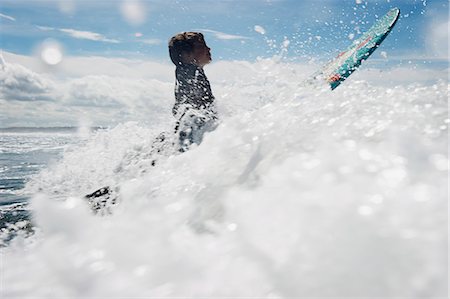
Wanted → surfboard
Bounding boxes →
[306,7,400,90]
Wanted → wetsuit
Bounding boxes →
[172,63,218,152]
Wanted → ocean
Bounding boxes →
[0,128,84,235]
[0,60,448,297]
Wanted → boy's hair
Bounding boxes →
[168,32,205,65]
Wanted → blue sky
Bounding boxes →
[0,0,448,64]
[0,0,448,128]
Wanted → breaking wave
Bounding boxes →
[2,59,448,297]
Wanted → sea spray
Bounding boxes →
[2,59,447,297]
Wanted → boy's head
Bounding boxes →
[168,32,211,67]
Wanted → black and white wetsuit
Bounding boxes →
[172,63,218,152]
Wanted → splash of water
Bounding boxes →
[2,59,448,297]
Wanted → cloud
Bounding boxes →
[36,26,120,43]
[0,60,171,108]
[139,38,163,45]
[60,28,120,43]
[0,13,16,21]
[58,56,173,81]
[0,52,174,126]
[0,59,55,102]
[199,29,250,41]
[0,51,447,128]
[352,65,448,86]
[61,75,172,126]
[64,75,152,108]
[36,25,54,31]
[0,52,6,66]
[2,51,173,80]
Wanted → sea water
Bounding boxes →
[0,128,83,230]
[0,60,448,297]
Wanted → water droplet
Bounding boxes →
[254,25,266,35]
[120,0,148,26]
[228,223,237,231]
[39,39,63,66]
[358,205,373,216]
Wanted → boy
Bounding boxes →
[85,32,217,210]
[168,32,218,152]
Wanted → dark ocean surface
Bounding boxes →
[0,128,82,231]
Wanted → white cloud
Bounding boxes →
[36,25,55,31]
[65,76,124,107]
[199,29,250,41]
[63,75,171,110]
[0,59,55,102]
[139,38,162,45]
[352,66,448,86]
[0,52,6,66]
[0,51,447,128]
[2,51,173,80]
[59,28,120,43]
[0,13,16,21]
[0,59,173,109]
[36,26,120,43]
[0,52,174,127]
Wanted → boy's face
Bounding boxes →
[187,39,211,67]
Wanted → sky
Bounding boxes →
[0,0,448,128]
[1,0,448,62]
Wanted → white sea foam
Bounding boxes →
[2,59,448,297]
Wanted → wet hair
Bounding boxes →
[168,32,205,65]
